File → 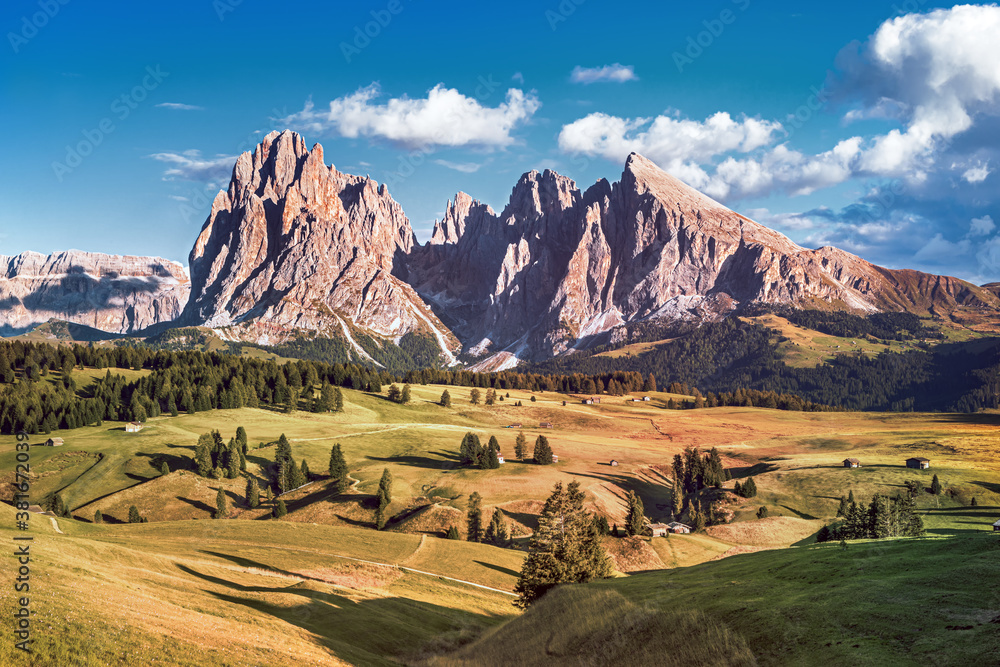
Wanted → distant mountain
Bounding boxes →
[5,131,998,368]
[0,251,188,336]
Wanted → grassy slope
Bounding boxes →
[444,533,1000,666]
[0,504,519,666]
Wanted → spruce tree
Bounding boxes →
[128,505,142,524]
[533,435,553,465]
[446,525,460,540]
[514,481,612,608]
[440,389,451,407]
[467,491,483,542]
[625,490,645,537]
[160,461,170,476]
[757,506,769,520]
[931,474,942,495]
[215,487,228,519]
[375,468,392,530]
[485,445,500,470]
[484,508,509,547]
[227,440,240,479]
[387,384,401,403]
[265,486,274,504]
[595,515,610,536]
[235,426,248,454]
[300,459,311,481]
[328,443,349,492]
[246,476,260,509]
[514,431,526,460]
[333,387,344,412]
[273,499,287,518]
[836,495,849,517]
[971,496,978,507]
[195,441,213,478]
[400,384,411,404]
[93,509,103,524]
[470,388,481,405]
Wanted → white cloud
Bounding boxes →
[149,151,236,181]
[155,102,204,111]
[512,72,524,84]
[558,111,781,170]
[743,208,816,231]
[433,159,482,173]
[283,83,541,150]
[570,64,638,84]
[963,162,991,184]
[970,215,995,237]
[168,195,189,202]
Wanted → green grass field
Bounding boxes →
[3,372,1000,664]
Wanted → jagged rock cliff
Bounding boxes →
[0,250,189,335]
[407,153,999,367]
[181,130,459,361]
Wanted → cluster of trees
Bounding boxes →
[625,491,645,536]
[274,434,308,494]
[194,428,247,479]
[514,481,613,608]
[818,492,924,541]
[733,477,758,498]
[458,433,502,469]
[749,305,938,342]
[464,491,513,546]
[386,384,411,404]
[402,366,656,396]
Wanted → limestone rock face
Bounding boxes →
[182,130,458,359]
[407,152,999,365]
[0,250,189,335]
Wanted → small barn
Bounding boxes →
[497,454,505,464]
[508,423,522,429]
[906,457,930,469]
[642,396,651,402]
[539,422,553,429]
[993,519,1000,532]
[45,437,64,447]
[610,459,619,467]
[551,453,559,463]
[582,398,594,405]
[125,422,144,433]
[592,397,601,404]
[667,522,692,534]
[648,523,669,538]
[843,458,861,468]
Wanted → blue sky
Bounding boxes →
[2,1,999,283]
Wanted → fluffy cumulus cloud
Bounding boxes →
[283,83,540,150]
[570,64,638,84]
[148,150,236,182]
[558,111,781,171]
[963,161,991,184]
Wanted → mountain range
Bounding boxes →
[5,129,999,368]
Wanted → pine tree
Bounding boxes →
[387,384,401,403]
[671,485,683,519]
[227,440,240,479]
[160,461,170,476]
[816,525,831,543]
[595,515,610,536]
[485,388,495,405]
[931,474,942,495]
[128,505,142,524]
[743,477,758,498]
[375,468,392,530]
[485,445,500,470]
[195,441,213,478]
[328,443,349,492]
[288,457,306,490]
[836,495,849,517]
[971,496,978,507]
[215,488,228,519]
[467,491,483,542]
[484,508,509,547]
[265,487,274,504]
[757,506,769,520]
[400,384,411,404]
[273,499,287,518]
[533,435,553,465]
[93,509,103,524]
[470,388,481,405]
[235,426,248,454]
[514,431,526,460]
[275,434,291,466]
[625,490,645,536]
[514,481,613,608]
[440,389,451,407]
[300,459,311,481]
[446,525,460,540]
[333,387,344,412]
[246,476,260,509]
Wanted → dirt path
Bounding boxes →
[49,517,63,534]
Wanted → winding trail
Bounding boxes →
[49,517,63,534]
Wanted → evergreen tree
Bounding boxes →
[931,474,942,495]
[387,384,402,403]
[275,434,291,466]
[533,435,554,465]
[160,461,170,476]
[446,525,460,540]
[288,457,306,490]
[485,388,495,405]
[265,486,274,504]
[816,525,832,543]
[300,458,311,481]
[226,440,240,479]
[671,485,683,519]
[514,481,613,608]
[440,389,451,407]
[328,443,349,492]
[195,441,213,478]
[485,445,500,470]
[514,431,526,460]
[595,515,611,536]
[612,523,619,538]
[484,508,509,547]
[246,476,260,509]
[971,496,978,507]
[470,388,481,405]
[400,384,411,404]
[273,499,287,518]
[757,506,769,519]
[333,387,344,412]
[215,487,228,519]
[625,490,645,537]
[530,395,536,403]
[93,509,103,524]
[466,491,483,542]
[375,468,392,530]
[235,426,248,454]
[836,495,849,517]
[742,477,758,498]
[128,505,142,524]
